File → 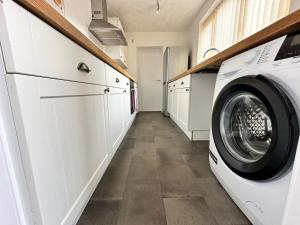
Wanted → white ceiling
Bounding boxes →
[107,0,206,32]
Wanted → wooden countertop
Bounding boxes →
[168,9,300,83]
[13,0,136,82]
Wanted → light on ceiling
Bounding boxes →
[156,0,160,14]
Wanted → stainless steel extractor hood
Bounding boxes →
[89,0,128,46]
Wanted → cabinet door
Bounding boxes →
[123,89,131,129]
[107,87,125,154]
[167,88,172,114]
[176,88,190,130]
[6,75,109,225]
[170,89,178,121]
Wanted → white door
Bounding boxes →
[137,47,163,111]
[176,88,190,130]
[6,75,109,225]
[107,87,125,154]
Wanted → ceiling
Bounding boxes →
[107,0,206,32]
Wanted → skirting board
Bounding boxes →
[62,154,110,225]
[191,130,210,141]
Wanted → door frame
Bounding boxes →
[137,46,164,112]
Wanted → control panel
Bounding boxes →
[275,32,300,60]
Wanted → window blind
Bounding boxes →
[197,0,291,62]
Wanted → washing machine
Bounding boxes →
[209,31,300,225]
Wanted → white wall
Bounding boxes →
[62,0,104,50]
[290,0,300,12]
[125,32,188,81]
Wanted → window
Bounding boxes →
[197,0,291,62]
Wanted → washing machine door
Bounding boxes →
[212,75,299,180]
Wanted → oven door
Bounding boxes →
[212,75,299,180]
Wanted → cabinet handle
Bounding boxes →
[126,82,129,86]
[186,88,189,92]
[173,84,175,87]
[123,90,126,93]
[77,62,91,73]
[116,78,120,83]
[104,88,110,93]
[181,81,184,85]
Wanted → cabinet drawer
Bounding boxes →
[106,65,127,88]
[177,75,191,88]
[1,1,106,85]
[169,81,177,90]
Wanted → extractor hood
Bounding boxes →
[89,0,128,46]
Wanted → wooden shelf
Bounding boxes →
[168,9,300,83]
[13,0,136,82]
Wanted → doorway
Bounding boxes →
[137,47,163,111]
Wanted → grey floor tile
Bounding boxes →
[133,142,157,156]
[110,147,135,167]
[117,179,167,225]
[183,154,213,178]
[158,164,202,198]
[157,148,184,165]
[136,135,155,143]
[119,137,136,150]
[77,112,250,225]
[127,153,159,181]
[164,197,219,225]
[91,165,129,201]
[77,200,121,225]
[154,136,175,148]
[197,177,251,225]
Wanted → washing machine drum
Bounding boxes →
[212,75,299,180]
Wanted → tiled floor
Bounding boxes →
[77,112,251,225]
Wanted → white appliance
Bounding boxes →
[162,47,189,116]
[209,32,300,225]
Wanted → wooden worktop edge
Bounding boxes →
[13,0,136,82]
[168,9,300,83]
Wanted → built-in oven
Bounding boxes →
[130,80,136,114]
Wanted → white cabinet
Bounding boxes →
[176,88,190,131]
[0,1,106,84]
[169,85,178,120]
[6,75,109,225]
[105,46,128,69]
[0,2,137,225]
[167,73,217,140]
[123,87,131,129]
[107,87,125,154]
[167,87,172,114]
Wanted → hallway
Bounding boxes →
[77,112,250,225]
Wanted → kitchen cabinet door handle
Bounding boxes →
[116,78,120,83]
[181,81,184,85]
[186,88,190,92]
[104,88,110,93]
[173,84,175,87]
[77,62,91,73]
[123,90,126,93]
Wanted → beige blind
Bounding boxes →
[197,0,291,62]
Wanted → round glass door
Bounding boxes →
[219,93,272,163]
[211,76,299,180]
